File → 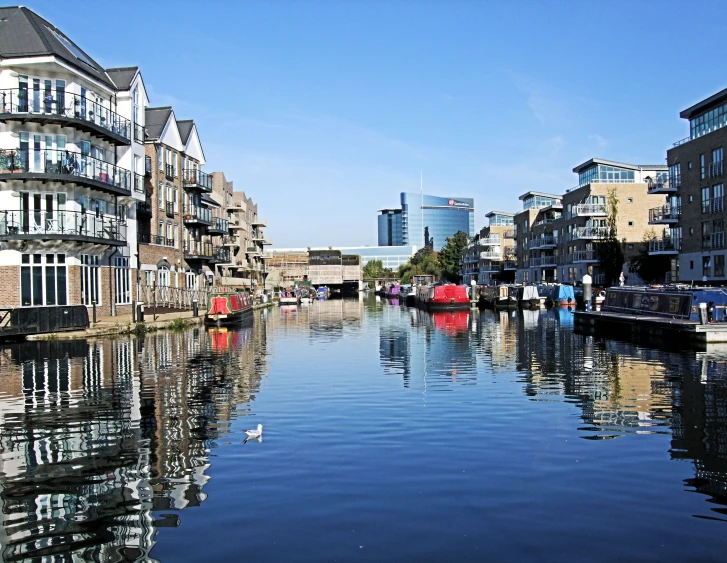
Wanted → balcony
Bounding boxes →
[246,246,261,255]
[558,254,574,265]
[573,250,597,263]
[183,206,212,225]
[137,198,152,215]
[182,169,212,192]
[0,148,131,196]
[649,205,681,224]
[251,217,267,227]
[533,219,556,228]
[211,247,231,263]
[503,260,517,270]
[480,249,502,260]
[165,164,175,180]
[647,177,676,194]
[709,161,724,179]
[479,235,501,246]
[208,217,229,234]
[572,203,608,217]
[648,237,681,255]
[222,235,240,246]
[0,88,131,145]
[184,241,214,260]
[573,227,608,240]
[133,124,145,144]
[503,230,516,239]
[251,230,266,241]
[139,233,175,247]
[528,235,556,249]
[705,232,726,250]
[702,197,725,215]
[0,210,126,246]
[133,173,145,194]
[479,261,499,273]
[165,202,175,218]
[530,255,556,268]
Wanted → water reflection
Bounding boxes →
[0,300,727,559]
[0,318,269,561]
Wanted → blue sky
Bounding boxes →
[28,0,726,247]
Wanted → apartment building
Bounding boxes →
[514,192,562,284]
[562,159,667,284]
[460,211,515,286]
[663,88,727,282]
[138,107,230,295]
[227,191,269,291]
[0,7,146,316]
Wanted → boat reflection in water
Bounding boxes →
[431,311,470,334]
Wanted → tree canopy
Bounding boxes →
[596,189,624,286]
[628,230,671,284]
[438,231,469,283]
[397,246,441,283]
[362,259,394,280]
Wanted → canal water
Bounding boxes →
[1,296,726,561]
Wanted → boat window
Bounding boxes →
[649,296,660,311]
[668,297,681,314]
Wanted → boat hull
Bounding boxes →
[204,306,253,326]
[205,291,254,326]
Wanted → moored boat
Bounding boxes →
[602,285,727,321]
[279,288,300,306]
[478,285,517,309]
[509,285,540,309]
[537,284,576,307]
[317,286,330,299]
[204,289,253,326]
[415,284,470,311]
[385,283,402,298]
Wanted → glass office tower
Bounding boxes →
[377,209,403,246]
[400,192,474,251]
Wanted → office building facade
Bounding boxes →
[377,193,475,252]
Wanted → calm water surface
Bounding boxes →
[1,296,727,561]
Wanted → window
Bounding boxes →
[174,188,179,213]
[20,254,66,306]
[702,187,710,214]
[703,256,712,278]
[669,163,681,188]
[628,221,633,226]
[145,270,155,287]
[167,222,173,246]
[81,255,100,306]
[627,198,633,203]
[690,103,727,139]
[689,227,694,235]
[689,194,693,203]
[173,222,178,248]
[702,221,711,249]
[717,255,725,277]
[628,244,634,250]
[701,154,705,180]
[690,260,694,269]
[158,145,163,171]
[114,257,130,304]
[713,184,724,213]
[158,220,164,240]
[158,181,164,209]
[132,87,139,125]
[173,153,177,177]
[688,162,692,169]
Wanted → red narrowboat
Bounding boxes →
[415,284,470,311]
[205,290,253,326]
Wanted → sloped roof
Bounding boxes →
[144,107,173,141]
[106,66,138,90]
[0,6,114,88]
[177,120,194,144]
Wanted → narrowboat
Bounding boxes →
[478,285,517,309]
[509,285,541,309]
[537,284,576,307]
[317,286,330,299]
[415,284,470,311]
[385,284,402,298]
[204,290,253,326]
[602,285,727,322]
[401,285,416,306]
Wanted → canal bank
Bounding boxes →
[26,301,276,341]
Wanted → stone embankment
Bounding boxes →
[27,301,275,341]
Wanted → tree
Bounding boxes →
[363,259,385,279]
[398,246,441,282]
[595,189,624,286]
[438,231,469,283]
[628,230,671,284]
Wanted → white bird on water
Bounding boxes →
[244,424,263,439]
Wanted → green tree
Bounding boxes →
[628,230,671,284]
[398,246,441,282]
[596,189,624,286]
[438,231,469,283]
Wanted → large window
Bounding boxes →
[81,255,100,306]
[579,165,635,187]
[716,255,725,277]
[702,187,711,214]
[669,163,681,188]
[701,154,706,180]
[690,103,727,140]
[114,257,130,304]
[20,253,66,306]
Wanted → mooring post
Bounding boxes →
[193,299,198,317]
[92,300,97,324]
[583,274,592,312]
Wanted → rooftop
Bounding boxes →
[572,158,667,173]
[144,107,173,140]
[518,191,561,201]
[680,87,727,120]
[177,120,194,144]
[106,67,138,90]
[485,210,515,217]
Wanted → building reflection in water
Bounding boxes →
[0,316,269,561]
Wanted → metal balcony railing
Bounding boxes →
[165,164,175,179]
[165,202,175,217]
[0,148,131,192]
[503,230,516,239]
[0,88,131,142]
[480,249,502,260]
[649,237,681,254]
[209,217,229,232]
[182,168,213,191]
[479,235,501,245]
[0,210,126,243]
[709,160,724,179]
[133,123,145,143]
[573,250,597,262]
[133,173,145,193]
[184,241,214,258]
[183,205,212,224]
[528,235,556,249]
[649,205,681,223]
[222,235,240,246]
[138,233,175,247]
[647,177,675,193]
[706,232,726,250]
[702,196,725,214]
[572,203,608,217]
[573,227,608,240]
[137,199,152,214]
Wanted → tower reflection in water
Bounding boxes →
[0,317,268,561]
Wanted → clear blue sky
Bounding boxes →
[27,0,727,247]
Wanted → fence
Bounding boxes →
[140,286,209,311]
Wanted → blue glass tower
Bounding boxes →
[400,193,474,251]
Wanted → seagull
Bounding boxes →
[244,424,263,439]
